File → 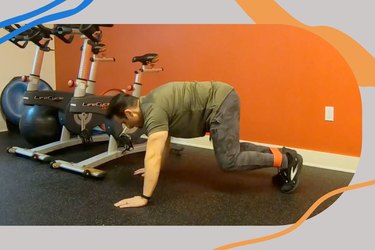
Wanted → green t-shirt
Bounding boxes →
[140,81,234,138]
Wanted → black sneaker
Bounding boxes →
[273,147,303,193]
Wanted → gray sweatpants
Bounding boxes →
[209,90,275,171]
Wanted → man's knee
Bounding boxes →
[217,156,237,172]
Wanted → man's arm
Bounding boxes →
[133,135,170,176]
[114,131,168,208]
[142,131,168,197]
[161,136,171,167]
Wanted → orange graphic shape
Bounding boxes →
[236,0,375,86]
[215,179,375,249]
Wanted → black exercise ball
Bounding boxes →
[0,76,53,128]
[19,106,62,146]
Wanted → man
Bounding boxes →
[106,81,303,208]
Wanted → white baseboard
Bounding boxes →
[171,136,359,173]
[1,130,358,173]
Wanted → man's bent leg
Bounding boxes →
[210,91,277,171]
[210,90,303,193]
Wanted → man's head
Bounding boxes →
[106,93,143,129]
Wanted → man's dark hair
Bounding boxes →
[106,93,139,119]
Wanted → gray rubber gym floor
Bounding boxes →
[0,131,354,225]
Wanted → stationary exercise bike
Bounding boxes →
[6,24,167,178]
[0,24,75,131]
[50,52,164,177]
[3,24,109,142]
[6,25,116,166]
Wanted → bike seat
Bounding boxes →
[132,53,159,65]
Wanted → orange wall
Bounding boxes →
[55,24,362,156]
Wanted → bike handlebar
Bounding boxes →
[5,24,50,50]
[4,25,28,48]
[53,24,81,44]
[78,24,113,43]
[4,24,114,49]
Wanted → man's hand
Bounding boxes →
[114,196,148,208]
[134,168,145,177]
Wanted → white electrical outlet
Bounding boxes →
[325,106,334,122]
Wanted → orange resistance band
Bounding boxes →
[270,148,283,168]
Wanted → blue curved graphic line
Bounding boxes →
[0,0,94,45]
[0,0,66,29]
